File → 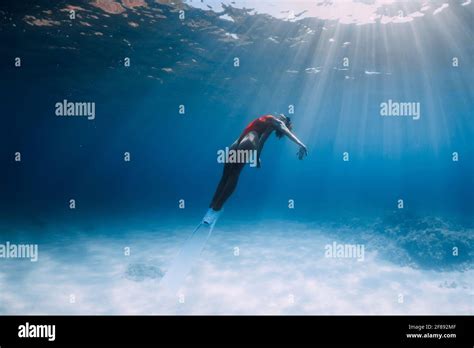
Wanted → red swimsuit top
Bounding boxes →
[238,115,274,143]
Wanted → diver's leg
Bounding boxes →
[209,162,232,209]
[211,163,245,211]
[211,133,257,211]
[209,132,257,211]
[204,162,239,224]
[209,141,239,209]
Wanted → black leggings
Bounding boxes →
[209,161,245,211]
[210,134,257,211]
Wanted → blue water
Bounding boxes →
[0,0,472,314]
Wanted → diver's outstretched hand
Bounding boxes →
[297,145,308,160]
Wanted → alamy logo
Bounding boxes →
[0,241,38,262]
[324,242,365,261]
[18,322,55,341]
[55,99,95,120]
[217,147,258,167]
[380,99,420,120]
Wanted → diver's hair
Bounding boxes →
[275,114,292,139]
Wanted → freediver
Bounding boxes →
[203,114,308,224]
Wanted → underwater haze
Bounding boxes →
[0,0,472,314]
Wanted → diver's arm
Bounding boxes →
[274,119,306,148]
[272,118,308,159]
[256,131,270,168]
[229,138,239,149]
